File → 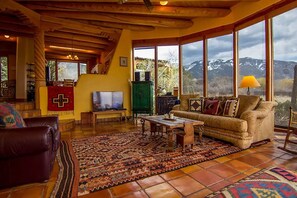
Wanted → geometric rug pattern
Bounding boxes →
[51,132,243,197]
[206,167,297,198]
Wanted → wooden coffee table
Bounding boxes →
[139,115,204,151]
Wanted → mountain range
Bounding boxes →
[185,57,297,80]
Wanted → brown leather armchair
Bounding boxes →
[0,116,61,189]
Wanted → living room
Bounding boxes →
[0,0,297,197]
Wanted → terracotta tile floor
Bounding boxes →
[0,120,296,198]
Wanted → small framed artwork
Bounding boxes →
[120,56,128,67]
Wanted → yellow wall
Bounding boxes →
[40,30,132,121]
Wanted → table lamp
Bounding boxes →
[239,75,261,95]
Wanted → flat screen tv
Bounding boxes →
[92,91,124,111]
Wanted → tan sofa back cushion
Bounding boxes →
[180,94,199,111]
[237,95,260,117]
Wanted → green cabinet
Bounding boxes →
[132,81,153,118]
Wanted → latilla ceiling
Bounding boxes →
[0,0,259,67]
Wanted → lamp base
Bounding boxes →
[247,87,250,95]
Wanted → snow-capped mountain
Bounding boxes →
[184,57,297,80]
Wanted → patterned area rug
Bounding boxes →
[51,132,243,197]
[207,166,297,198]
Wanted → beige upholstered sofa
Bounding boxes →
[171,95,277,149]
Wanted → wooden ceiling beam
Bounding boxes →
[0,29,33,38]
[45,49,98,58]
[45,36,106,49]
[46,43,102,55]
[0,22,34,34]
[77,20,155,32]
[58,28,106,38]
[41,15,120,41]
[39,11,193,28]
[24,3,230,18]
[0,14,24,25]
[45,31,110,45]
[0,0,40,27]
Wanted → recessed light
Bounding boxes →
[4,35,10,39]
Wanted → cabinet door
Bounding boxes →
[133,82,151,110]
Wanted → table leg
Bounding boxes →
[92,113,96,131]
[140,118,145,135]
[150,123,157,136]
[167,128,174,152]
[196,125,204,145]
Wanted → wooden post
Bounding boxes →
[291,65,297,110]
[34,28,46,109]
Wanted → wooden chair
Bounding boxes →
[176,122,195,151]
[278,106,297,154]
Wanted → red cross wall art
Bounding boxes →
[48,86,74,111]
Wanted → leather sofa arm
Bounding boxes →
[0,126,53,158]
[24,116,59,131]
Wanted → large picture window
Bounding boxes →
[238,21,266,97]
[157,46,179,95]
[181,41,203,95]
[0,56,8,82]
[207,34,233,96]
[273,8,297,127]
[47,60,87,82]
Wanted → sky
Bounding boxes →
[135,7,297,65]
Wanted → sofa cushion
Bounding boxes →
[171,110,247,133]
[203,99,219,115]
[0,102,26,128]
[189,98,203,113]
[223,99,240,117]
[180,94,199,111]
[237,95,260,118]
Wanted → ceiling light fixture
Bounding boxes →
[160,1,168,6]
[67,36,79,61]
[4,35,10,39]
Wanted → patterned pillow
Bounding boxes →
[203,99,220,115]
[223,99,240,117]
[189,98,204,113]
[179,94,199,111]
[212,96,237,116]
[0,102,26,128]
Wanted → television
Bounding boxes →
[92,91,124,111]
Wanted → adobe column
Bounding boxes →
[34,28,46,109]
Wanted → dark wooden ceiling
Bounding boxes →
[0,0,259,63]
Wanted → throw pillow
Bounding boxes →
[223,99,240,117]
[189,98,204,113]
[203,99,220,115]
[215,96,237,116]
[237,95,260,118]
[179,94,199,111]
[0,102,26,128]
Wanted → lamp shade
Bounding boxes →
[239,75,261,88]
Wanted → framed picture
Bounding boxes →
[120,56,128,67]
